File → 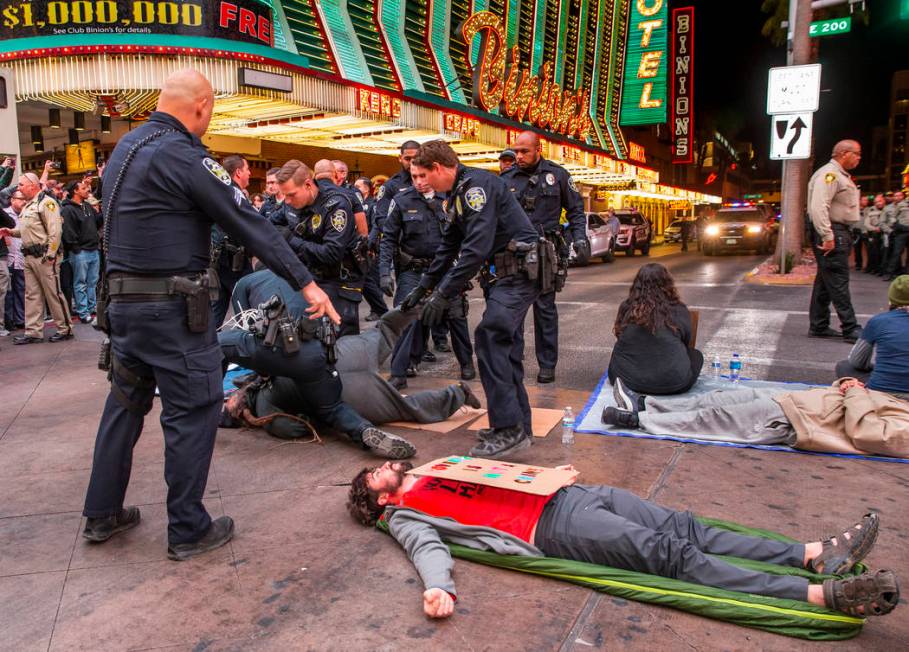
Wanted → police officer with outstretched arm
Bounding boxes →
[501,131,587,383]
[806,139,862,343]
[80,70,339,561]
[400,140,543,459]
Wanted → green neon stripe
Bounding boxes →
[379,0,424,91]
[574,0,588,90]
[606,0,628,155]
[318,0,373,85]
[470,0,490,63]
[554,0,571,86]
[431,0,467,104]
[0,33,310,67]
[254,0,296,54]
[505,0,519,48]
[531,0,547,74]
[283,1,335,73]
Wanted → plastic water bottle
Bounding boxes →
[561,406,575,445]
[711,354,722,379]
[729,353,742,384]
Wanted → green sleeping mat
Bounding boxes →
[379,516,865,640]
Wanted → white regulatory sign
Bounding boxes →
[770,113,813,160]
[766,64,822,115]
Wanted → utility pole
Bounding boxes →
[778,0,814,271]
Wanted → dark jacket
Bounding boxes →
[608,302,701,395]
[61,199,100,254]
[0,208,14,257]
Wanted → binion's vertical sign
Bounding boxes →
[671,6,694,164]
[620,0,668,126]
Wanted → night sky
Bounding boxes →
[685,0,909,176]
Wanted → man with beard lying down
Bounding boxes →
[348,461,899,621]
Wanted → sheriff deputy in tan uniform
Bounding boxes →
[806,139,862,343]
[0,173,72,343]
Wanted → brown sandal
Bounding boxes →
[823,569,900,617]
[809,512,879,575]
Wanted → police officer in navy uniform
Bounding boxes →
[356,176,389,322]
[210,154,254,326]
[501,131,587,383]
[378,176,475,389]
[400,140,541,459]
[276,159,362,337]
[80,70,339,559]
[370,140,422,244]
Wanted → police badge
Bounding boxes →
[545,173,556,186]
[203,158,232,185]
[465,187,487,211]
[331,209,348,232]
[311,213,322,231]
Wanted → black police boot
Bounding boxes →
[421,350,437,363]
[360,427,416,459]
[537,368,555,384]
[612,377,645,413]
[167,516,235,561]
[468,425,531,459]
[843,327,863,344]
[458,382,482,409]
[601,406,640,429]
[389,375,408,390]
[406,365,418,378]
[808,327,842,339]
[83,506,141,543]
[460,365,476,380]
[434,340,451,353]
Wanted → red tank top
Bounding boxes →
[399,477,553,543]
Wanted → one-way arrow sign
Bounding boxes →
[770,112,813,160]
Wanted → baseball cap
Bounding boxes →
[499,149,516,160]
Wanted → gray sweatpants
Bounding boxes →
[637,388,797,446]
[534,485,808,600]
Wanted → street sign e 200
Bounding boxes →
[809,17,852,38]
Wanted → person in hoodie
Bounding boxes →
[61,180,101,322]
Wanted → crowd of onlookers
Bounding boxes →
[854,190,909,279]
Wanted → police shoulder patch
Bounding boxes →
[376,185,386,200]
[203,157,232,185]
[331,209,348,232]
[568,176,579,193]
[824,173,836,184]
[464,186,487,212]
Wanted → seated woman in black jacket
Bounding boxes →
[608,263,703,395]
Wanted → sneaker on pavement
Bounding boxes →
[601,406,640,429]
[83,507,141,542]
[458,382,482,409]
[361,427,416,459]
[808,327,842,339]
[13,335,43,345]
[389,375,407,390]
[613,377,645,413]
[537,367,555,383]
[434,340,451,353]
[167,516,235,561]
[406,365,418,378]
[0,329,9,337]
[421,350,437,363]
[468,425,531,459]
[460,365,476,380]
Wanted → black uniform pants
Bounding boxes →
[809,225,858,334]
[362,256,388,317]
[323,280,361,338]
[83,298,224,545]
[535,485,808,600]
[851,229,864,270]
[476,274,540,431]
[866,233,883,272]
[532,289,559,370]
[885,228,909,277]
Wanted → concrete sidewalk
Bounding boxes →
[2,325,908,650]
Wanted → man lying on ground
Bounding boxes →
[218,268,416,459]
[347,461,899,619]
[221,303,482,437]
[605,377,909,458]
[835,275,909,401]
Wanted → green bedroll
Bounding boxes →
[380,516,865,640]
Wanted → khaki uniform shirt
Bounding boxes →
[864,206,883,232]
[881,203,899,234]
[10,194,62,257]
[807,159,859,241]
[895,200,909,228]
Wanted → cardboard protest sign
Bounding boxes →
[407,456,578,496]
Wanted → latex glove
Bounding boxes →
[423,588,455,619]
[420,292,449,328]
[400,286,428,312]
[380,275,395,298]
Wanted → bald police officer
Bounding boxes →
[806,139,862,343]
[80,70,338,561]
[501,131,587,383]
[0,172,72,344]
